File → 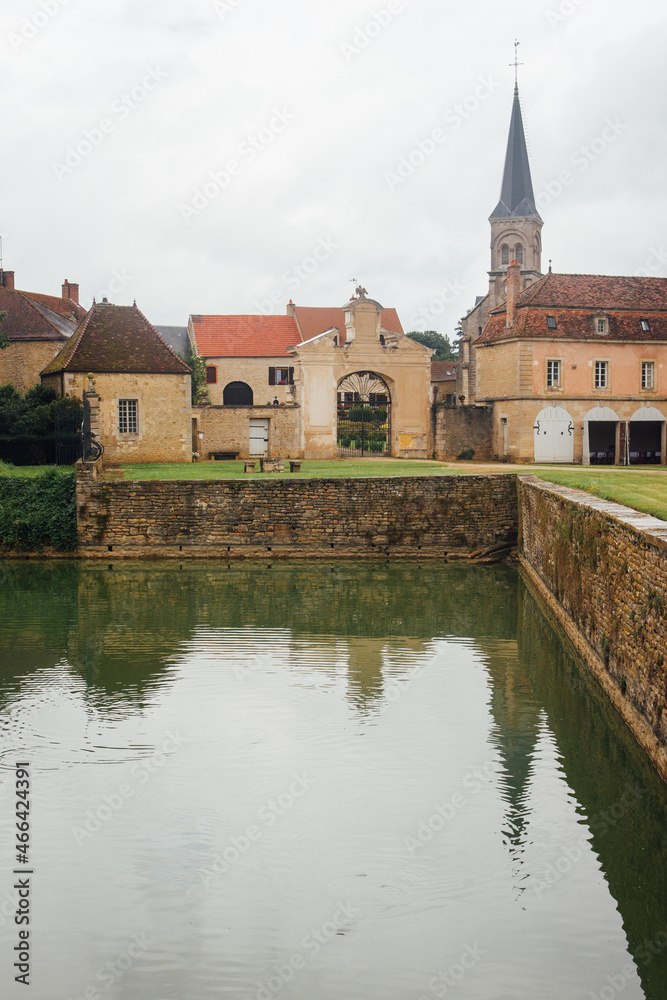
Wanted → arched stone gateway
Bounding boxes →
[533,406,574,463]
[337,371,391,457]
[582,406,619,466]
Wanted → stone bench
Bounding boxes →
[288,460,302,473]
[259,457,284,473]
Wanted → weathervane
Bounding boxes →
[510,39,523,91]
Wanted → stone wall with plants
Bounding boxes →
[519,475,667,773]
[0,469,77,552]
[75,465,518,559]
[434,405,494,461]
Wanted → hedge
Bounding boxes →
[0,469,77,551]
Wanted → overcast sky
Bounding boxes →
[1,0,665,336]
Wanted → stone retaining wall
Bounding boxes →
[519,474,667,779]
[434,405,494,461]
[75,462,518,560]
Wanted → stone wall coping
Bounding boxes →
[519,473,667,550]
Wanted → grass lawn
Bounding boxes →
[118,458,464,480]
[532,468,667,522]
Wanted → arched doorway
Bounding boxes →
[533,406,574,463]
[583,406,619,465]
[628,406,665,464]
[337,371,391,457]
[223,381,253,405]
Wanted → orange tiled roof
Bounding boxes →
[191,314,302,358]
[293,305,404,344]
[478,272,667,345]
[431,360,458,381]
[42,301,191,375]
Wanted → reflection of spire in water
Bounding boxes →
[480,638,544,890]
[345,638,385,714]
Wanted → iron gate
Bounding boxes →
[54,403,83,466]
[337,371,391,457]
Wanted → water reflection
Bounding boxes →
[0,561,666,999]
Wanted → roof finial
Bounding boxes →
[548,259,552,273]
[511,39,523,94]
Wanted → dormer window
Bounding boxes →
[641,319,651,333]
[546,315,557,330]
[594,316,608,335]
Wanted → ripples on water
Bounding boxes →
[0,561,665,1000]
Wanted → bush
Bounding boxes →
[0,385,81,466]
[0,468,77,551]
[457,448,475,461]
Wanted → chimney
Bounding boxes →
[62,279,79,305]
[0,270,15,290]
[505,260,521,328]
[286,300,295,317]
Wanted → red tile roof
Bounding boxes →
[478,272,667,345]
[23,291,86,324]
[42,302,191,375]
[293,305,404,345]
[191,314,302,358]
[431,361,458,381]
[0,288,70,342]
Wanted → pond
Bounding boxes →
[0,561,666,1000]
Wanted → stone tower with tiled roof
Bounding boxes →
[459,79,544,404]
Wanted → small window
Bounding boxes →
[501,244,510,265]
[269,367,294,386]
[642,361,655,390]
[547,315,557,330]
[641,319,651,333]
[514,244,524,264]
[595,316,608,335]
[118,399,138,434]
[595,361,608,389]
[546,360,560,387]
[205,366,217,384]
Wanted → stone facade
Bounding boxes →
[204,356,296,407]
[43,372,192,463]
[75,465,518,559]
[434,406,494,462]
[0,341,65,394]
[519,475,667,778]
[194,403,300,459]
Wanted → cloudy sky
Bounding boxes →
[1,0,665,336]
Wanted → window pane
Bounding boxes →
[595,362,607,389]
[642,362,654,389]
[119,399,138,434]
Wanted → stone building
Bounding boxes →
[0,270,86,393]
[41,300,192,463]
[431,360,458,405]
[475,263,667,463]
[188,290,433,460]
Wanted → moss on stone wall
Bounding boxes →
[0,470,77,551]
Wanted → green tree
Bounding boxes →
[405,330,457,361]
[181,341,209,405]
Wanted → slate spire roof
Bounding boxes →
[490,86,541,221]
[41,301,191,375]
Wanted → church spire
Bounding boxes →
[490,48,541,221]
